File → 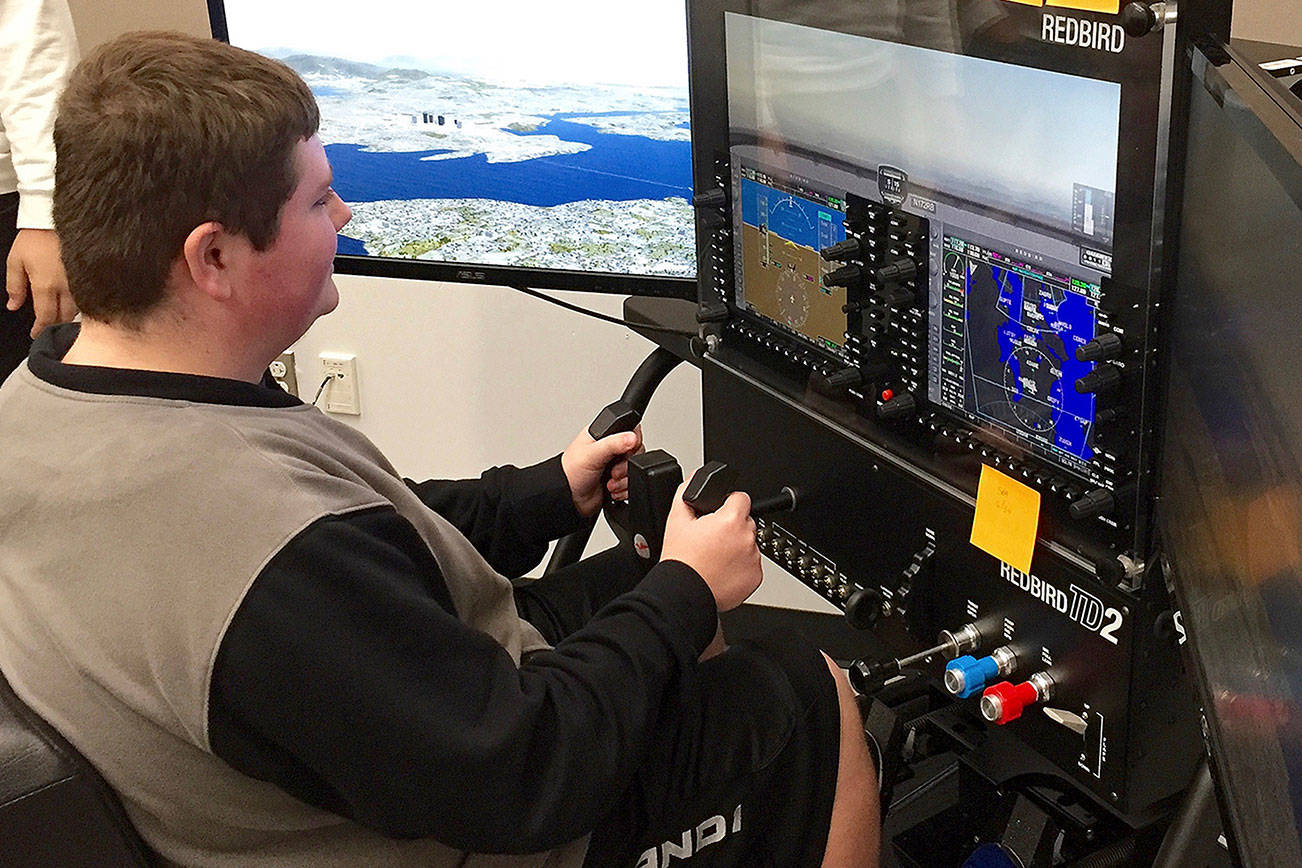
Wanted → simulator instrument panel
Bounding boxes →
[680,0,1242,864]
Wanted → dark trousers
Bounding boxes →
[515,549,842,868]
[0,192,35,381]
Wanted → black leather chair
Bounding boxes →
[0,666,155,866]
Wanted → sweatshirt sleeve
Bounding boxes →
[404,455,585,577]
[0,0,78,228]
[208,505,717,852]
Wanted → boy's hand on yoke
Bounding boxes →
[561,424,644,517]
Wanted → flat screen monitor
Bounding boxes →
[209,0,696,297]
[723,13,1122,480]
[1159,41,1302,865]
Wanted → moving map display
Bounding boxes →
[735,165,850,353]
[937,234,1100,468]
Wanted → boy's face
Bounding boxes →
[243,135,351,342]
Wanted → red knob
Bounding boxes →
[980,680,1039,725]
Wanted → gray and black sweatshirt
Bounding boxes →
[0,323,717,867]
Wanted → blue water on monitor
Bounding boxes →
[963,260,1097,462]
[327,114,690,207]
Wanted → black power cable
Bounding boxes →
[506,285,697,339]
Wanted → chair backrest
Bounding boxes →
[0,667,155,867]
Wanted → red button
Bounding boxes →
[881,389,895,402]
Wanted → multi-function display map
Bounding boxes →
[937,235,1100,468]
[735,166,849,353]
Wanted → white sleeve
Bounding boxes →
[0,0,79,230]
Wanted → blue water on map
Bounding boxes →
[989,265,1096,460]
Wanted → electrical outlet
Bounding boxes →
[270,351,298,397]
[320,353,361,415]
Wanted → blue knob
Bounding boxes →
[945,654,1001,699]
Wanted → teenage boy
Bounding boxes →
[0,32,878,867]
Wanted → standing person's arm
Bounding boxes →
[0,0,78,337]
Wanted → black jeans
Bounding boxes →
[515,549,841,868]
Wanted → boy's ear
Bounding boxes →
[180,221,239,303]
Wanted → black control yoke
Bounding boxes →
[681,460,797,518]
[544,348,684,575]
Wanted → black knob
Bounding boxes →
[842,301,864,314]
[699,210,727,231]
[845,587,884,630]
[879,393,917,421]
[692,188,728,209]
[872,286,914,310]
[821,237,869,262]
[750,487,797,518]
[825,264,865,289]
[873,257,918,287]
[1075,364,1122,394]
[1096,407,1122,425]
[1069,487,1115,520]
[825,367,864,390]
[1076,333,1124,363]
[1121,1,1158,36]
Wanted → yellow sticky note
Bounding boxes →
[1045,0,1120,13]
[970,465,1041,574]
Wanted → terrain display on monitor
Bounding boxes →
[220,0,695,279]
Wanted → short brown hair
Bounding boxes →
[53,31,320,324]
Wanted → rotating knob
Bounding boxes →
[1076,333,1123,363]
[878,392,917,421]
[871,285,915,310]
[825,367,863,390]
[1069,488,1116,520]
[820,236,876,262]
[1075,364,1122,395]
[1121,1,1173,36]
[845,587,885,630]
[692,188,728,209]
[872,257,918,287]
[824,264,865,289]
